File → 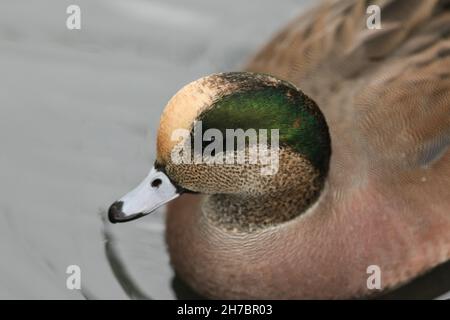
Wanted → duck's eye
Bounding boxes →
[151,178,162,188]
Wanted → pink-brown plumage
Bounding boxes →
[165,0,450,298]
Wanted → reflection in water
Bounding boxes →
[102,212,205,299]
[102,214,152,300]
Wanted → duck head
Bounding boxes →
[109,72,331,230]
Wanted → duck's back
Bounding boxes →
[166,0,450,299]
[246,0,450,191]
[247,0,450,89]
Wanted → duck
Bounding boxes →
[108,0,450,299]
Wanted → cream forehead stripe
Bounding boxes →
[157,72,286,163]
[156,74,238,163]
[156,72,286,163]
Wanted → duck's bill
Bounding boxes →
[108,166,179,223]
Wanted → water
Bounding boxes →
[0,0,307,299]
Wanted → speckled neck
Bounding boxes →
[199,148,325,232]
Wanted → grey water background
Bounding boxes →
[0,0,314,299]
[1,0,449,300]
